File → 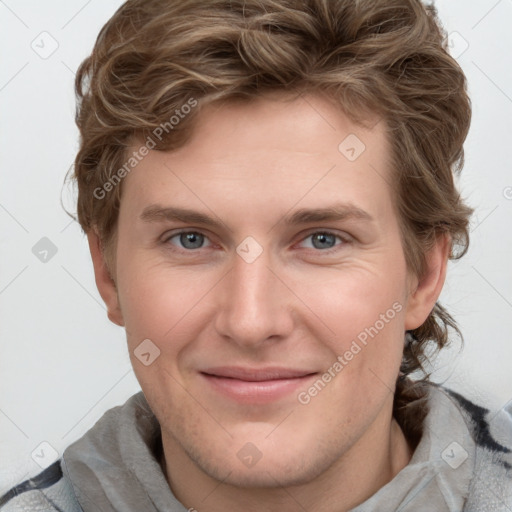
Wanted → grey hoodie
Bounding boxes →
[1,383,511,511]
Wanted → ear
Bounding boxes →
[87,229,125,327]
[404,234,451,330]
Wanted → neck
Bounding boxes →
[160,410,413,512]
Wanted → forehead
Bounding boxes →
[120,92,393,223]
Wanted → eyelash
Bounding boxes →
[161,230,351,255]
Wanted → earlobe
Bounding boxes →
[404,234,451,331]
[86,229,125,327]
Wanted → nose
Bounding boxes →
[214,245,295,349]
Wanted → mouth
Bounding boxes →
[199,366,319,404]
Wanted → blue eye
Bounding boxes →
[300,232,344,251]
[162,230,347,254]
[166,231,211,250]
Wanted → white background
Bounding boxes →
[0,0,511,492]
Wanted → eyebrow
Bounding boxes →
[139,203,374,229]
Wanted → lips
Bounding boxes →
[201,366,316,381]
[200,366,318,404]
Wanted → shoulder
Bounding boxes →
[0,460,82,512]
[433,384,512,510]
[0,391,150,512]
[442,386,512,461]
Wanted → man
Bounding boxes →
[2,0,511,510]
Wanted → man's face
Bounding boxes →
[109,92,423,487]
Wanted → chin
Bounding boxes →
[185,438,336,489]
[225,469,316,489]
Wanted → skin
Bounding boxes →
[88,91,449,512]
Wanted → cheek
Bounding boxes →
[306,261,408,388]
[116,254,226,366]
[296,277,406,426]
[312,265,407,339]
[117,262,212,396]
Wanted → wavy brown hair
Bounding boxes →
[70,0,473,438]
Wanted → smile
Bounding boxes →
[199,367,319,404]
